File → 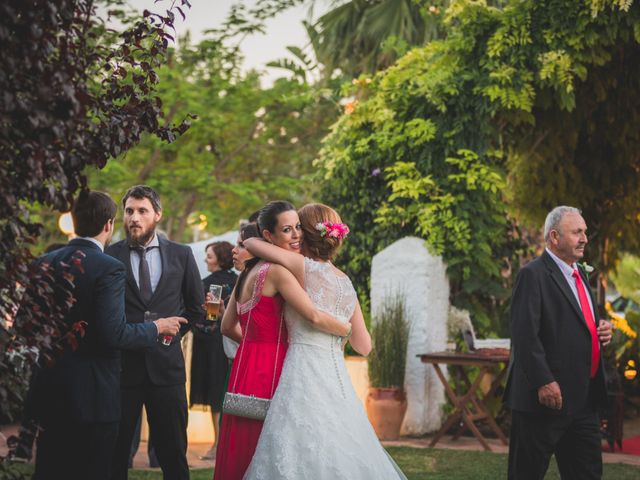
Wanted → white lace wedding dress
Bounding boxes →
[244,258,407,480]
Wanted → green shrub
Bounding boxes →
[368,295,409,389]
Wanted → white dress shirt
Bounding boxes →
[130,234,162,293]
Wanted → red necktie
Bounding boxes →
[572,269,600,378]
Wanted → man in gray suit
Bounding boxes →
[107,185,204,480]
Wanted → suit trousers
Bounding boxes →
[508,407,602,480]
[111,377,189,480]
[34,418,119,480]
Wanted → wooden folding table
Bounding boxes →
[419,350,510,452]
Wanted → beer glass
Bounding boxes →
[207,284,223,321]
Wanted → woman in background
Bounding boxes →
[190,241,237,461]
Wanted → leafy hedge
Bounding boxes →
[318,0,640,333]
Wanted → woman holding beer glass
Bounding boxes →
[190,241,237,461]
[213,202,351,480]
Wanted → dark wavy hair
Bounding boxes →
[234,223,262,301]
[257,200,295,234]
[205,241,234,271]
[122,185,162,213]
[235,201,296,300]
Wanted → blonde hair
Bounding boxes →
[298,203,344,261]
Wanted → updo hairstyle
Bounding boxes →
[257,200,296,235]
[298,203,344,261]
[234,223,262,301]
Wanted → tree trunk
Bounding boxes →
[164,216,174,240]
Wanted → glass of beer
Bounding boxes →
[207,284,223,321]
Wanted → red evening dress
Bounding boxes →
[213,262,288,480]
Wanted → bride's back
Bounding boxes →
[285,257,356,347]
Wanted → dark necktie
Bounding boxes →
[572,269,600,378]
[134,246,157,303]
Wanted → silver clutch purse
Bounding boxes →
[223,392,270,421]
[224,290,284,422]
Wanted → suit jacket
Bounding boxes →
[504,250,607,415]
[34,239,158,424]
[106,235,205,387]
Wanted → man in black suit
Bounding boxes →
[505,206,613,479]
[107,185,205,480]
[32,191,185,480]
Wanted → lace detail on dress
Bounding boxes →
[237,262,271,315]
[303,257,357,322]
[281,258,357,351]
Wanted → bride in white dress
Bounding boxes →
[242,203,407,480]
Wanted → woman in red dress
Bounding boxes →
[213,202,351,480]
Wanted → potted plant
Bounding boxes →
[365,294,409,440]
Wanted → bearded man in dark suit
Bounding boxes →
[505,205,613,480]
[32,191,185,480]
[107,185,204,480]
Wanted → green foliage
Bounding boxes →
[0,460,32,480]
[88,34,341,241]
[378,150,506,276]
[312,0,446,77]
[266,23,325,83]
[318,0,640,333]
[502,2,640,277]
[368,295,409,388]
[318,25,519,333]
[1,0,190,427]
[0,334,35,423]
[608,308,640,395]
[610,254,640,304]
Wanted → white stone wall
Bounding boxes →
[370,237,449,435]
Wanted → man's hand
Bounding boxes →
[597,319,612,346]
[538,381,562,410]
[154,316,188,336]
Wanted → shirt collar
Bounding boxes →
[545,247,576,276]
[78,236,104,252]
[146,234,159,248]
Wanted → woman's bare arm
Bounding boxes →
[348,302,372,356]
[220,289,242,342]
[243,237,305,285]
[271,265,350,337]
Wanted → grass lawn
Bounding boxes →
[127,447,640,480]
[8,447,640,479]
[386,447,640,479]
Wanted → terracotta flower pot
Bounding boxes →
[365,387,407,440]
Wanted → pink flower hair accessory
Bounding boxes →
[314,222,350,239]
